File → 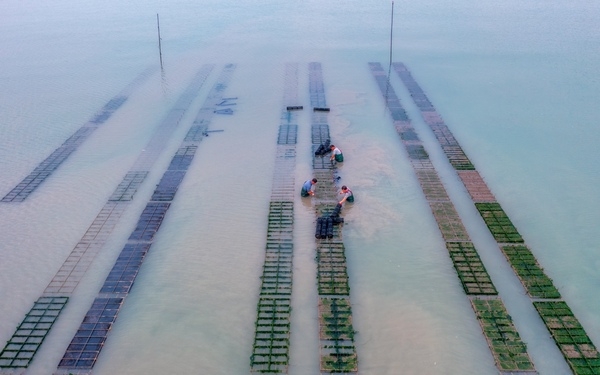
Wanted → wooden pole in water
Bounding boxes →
[157,13,163,69]
[389,1,394,67]
[384,1,394,103]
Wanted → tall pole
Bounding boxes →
[157,13,163,69]
[384,1,394,103]
[389,1,394,67]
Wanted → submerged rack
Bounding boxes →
[370,61,535,374]
[392,61,599,375]
[250,63,299,373]
[1,68,155,203]
[309,62,358,373]
[52,64,236,374]
[0,65,216,370]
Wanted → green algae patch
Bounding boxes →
[317,243,350,295]
[447,242,497,295]
[475,203,524,243]
[471,297,535,372]
[534,301,600,374]
[319,297,357,373]
[501,245,560,299]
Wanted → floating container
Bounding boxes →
[314,139,331,156]
[320,218,329,239]
[326,217,333,238]
[315,217,324,239]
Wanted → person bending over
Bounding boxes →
[339,185,354,204]
[301,178,318,197]
[330,145,343,163]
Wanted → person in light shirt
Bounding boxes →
[301,178,317,197]
[329,145,343,163]
[339,185,354,204]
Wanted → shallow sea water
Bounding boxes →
[1,1,599,374]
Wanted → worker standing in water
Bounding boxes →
[338,185,354,204]
[301,178,318,197]
[330,145,343,163]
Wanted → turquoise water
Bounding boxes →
[1,1,599,374]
